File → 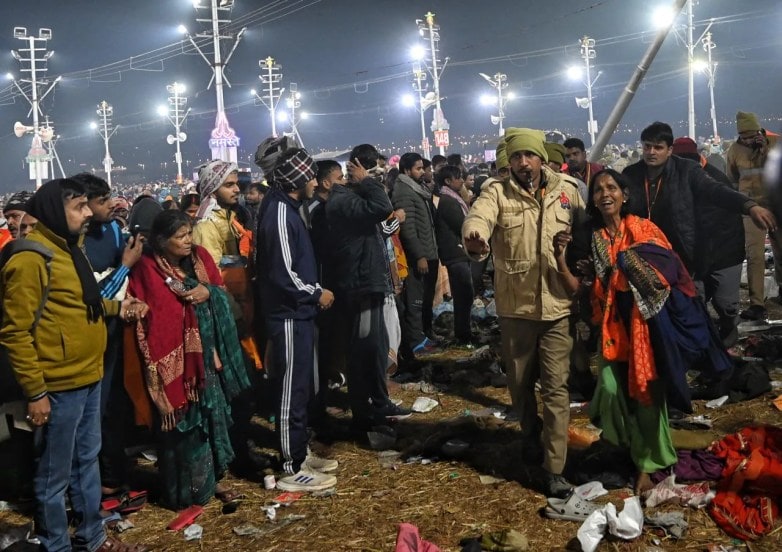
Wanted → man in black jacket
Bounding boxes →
[623,122,776,280]
[326,144,412,430]
[672,137,744,346]
[392,152,440,357]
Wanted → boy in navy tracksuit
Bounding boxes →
[255,147,337,491]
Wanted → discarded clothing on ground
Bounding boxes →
[395,522,441,552]
[643,475,715,508]
[651,449,725,484]
[577,497,643,552]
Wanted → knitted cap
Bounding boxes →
[273,149,317,193]
[504,128,548,163]
[736,111,761,133]
[4,191,34,212]
[672,137,699,155]
[544,142,566,165]
[254,135,300,179]
[495,141,509,170]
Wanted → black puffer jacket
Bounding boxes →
[675,153,745,276]
[623,156,755,275]
[435,194,469,266]
[325,178,393,297]
[391,174,438,262]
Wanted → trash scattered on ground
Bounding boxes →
[378,450,402,468]
[395,522,442,552]
[568,424,602,449]
[705,395,730,409]
[669,414,713,430]
[440,439,469,457]
[110,519,135,534]
[139,450,157,463]
[412,397,439,413]
[262,504,279,521]
[478,474,505,485]
[643,475,715,508]
[577,497,643,552]
[479,528,528,551]
[272,492,303,506]
[400,381,442,394]
[312,487,337,498]
[573,481,608,501]
[645,511,688,539]
[233,523,262,537]
[183,523,203,541]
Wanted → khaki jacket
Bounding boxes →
[0,224,120,398]
[727,135,778,203]
[462,166,586,320]
[192,208,240,267]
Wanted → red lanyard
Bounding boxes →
[644,176,663,219]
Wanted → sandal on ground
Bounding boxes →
[94,536,149,552]
[543,493,599,522]
[101,490,148,515]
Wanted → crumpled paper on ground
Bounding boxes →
[645,511,688,539]
[573,481,608,501]
[577,496,643,552]
[643,474,715,508]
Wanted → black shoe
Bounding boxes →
[541,471,574,499]
[740,305,768,321]
[373,402,413,421]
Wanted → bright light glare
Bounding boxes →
[692,59,708,72]
[90,122,98,130]
[276,111,289,123]
[301,112,309,120]
[250,88,256,96]
[174,82,186,94]
[177,24,188,34]
[566,66,583,81]
[652,6,676,29]
[480,94,497,106]
[507,91,516,100]
[5,72,13,80]
[157,105,169,117]
[402,94,416,107]
[410,45,426,61]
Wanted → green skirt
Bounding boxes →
[589,359,677,473]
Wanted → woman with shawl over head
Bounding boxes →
[128,210,250,509]
[553,169,732,495]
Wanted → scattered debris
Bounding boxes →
[183,523,203,541]
[412,397,439,413]
[232,523,262,537]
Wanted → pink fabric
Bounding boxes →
[395,523,441,552]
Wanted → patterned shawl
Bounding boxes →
[128,245,222,430]
[590,214,695,406]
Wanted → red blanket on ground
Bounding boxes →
[708,426,782,540]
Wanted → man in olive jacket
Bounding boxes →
[463,128,586,498]
[0,179,148,552]
[392,152,440,358]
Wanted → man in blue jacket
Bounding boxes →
[255,146,337,492]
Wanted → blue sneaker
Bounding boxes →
[412,337,439,356]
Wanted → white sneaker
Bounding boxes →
[303,453,338,473]
[276,469,336,492]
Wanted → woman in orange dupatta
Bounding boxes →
[554,169,731,494]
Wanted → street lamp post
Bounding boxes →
[478,72,511,137]
[95,101,117,187]
[702,31,719,139]
[10,26,59,189]
[416,12,449,155]
[161,82,190,184]
[254,56,284,137]
[412,61,430,158]
[285,83,304,146]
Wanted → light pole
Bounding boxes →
[567,37,601,146]
[701,31,719,139]
[10,27,59,189]
[253,56,284,137]
[416,12,449,155]
[410,59,431,158]
[478,72,512,137]
[182,1,245,162]
[94,101,117,187]
[285,83,305,146]
[160,82,190,184]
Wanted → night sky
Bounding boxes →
[0,0,780,192]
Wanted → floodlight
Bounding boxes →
[13,27,27,39]
[566,66,583,81]
[410,45,426,61]
[402,94,415,107]
[38,28,52,40]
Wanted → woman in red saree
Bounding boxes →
[554,169,731,494]
[128,210,250,509]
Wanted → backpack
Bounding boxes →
[0,240,54,404]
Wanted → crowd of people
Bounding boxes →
[0,109,779,550]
